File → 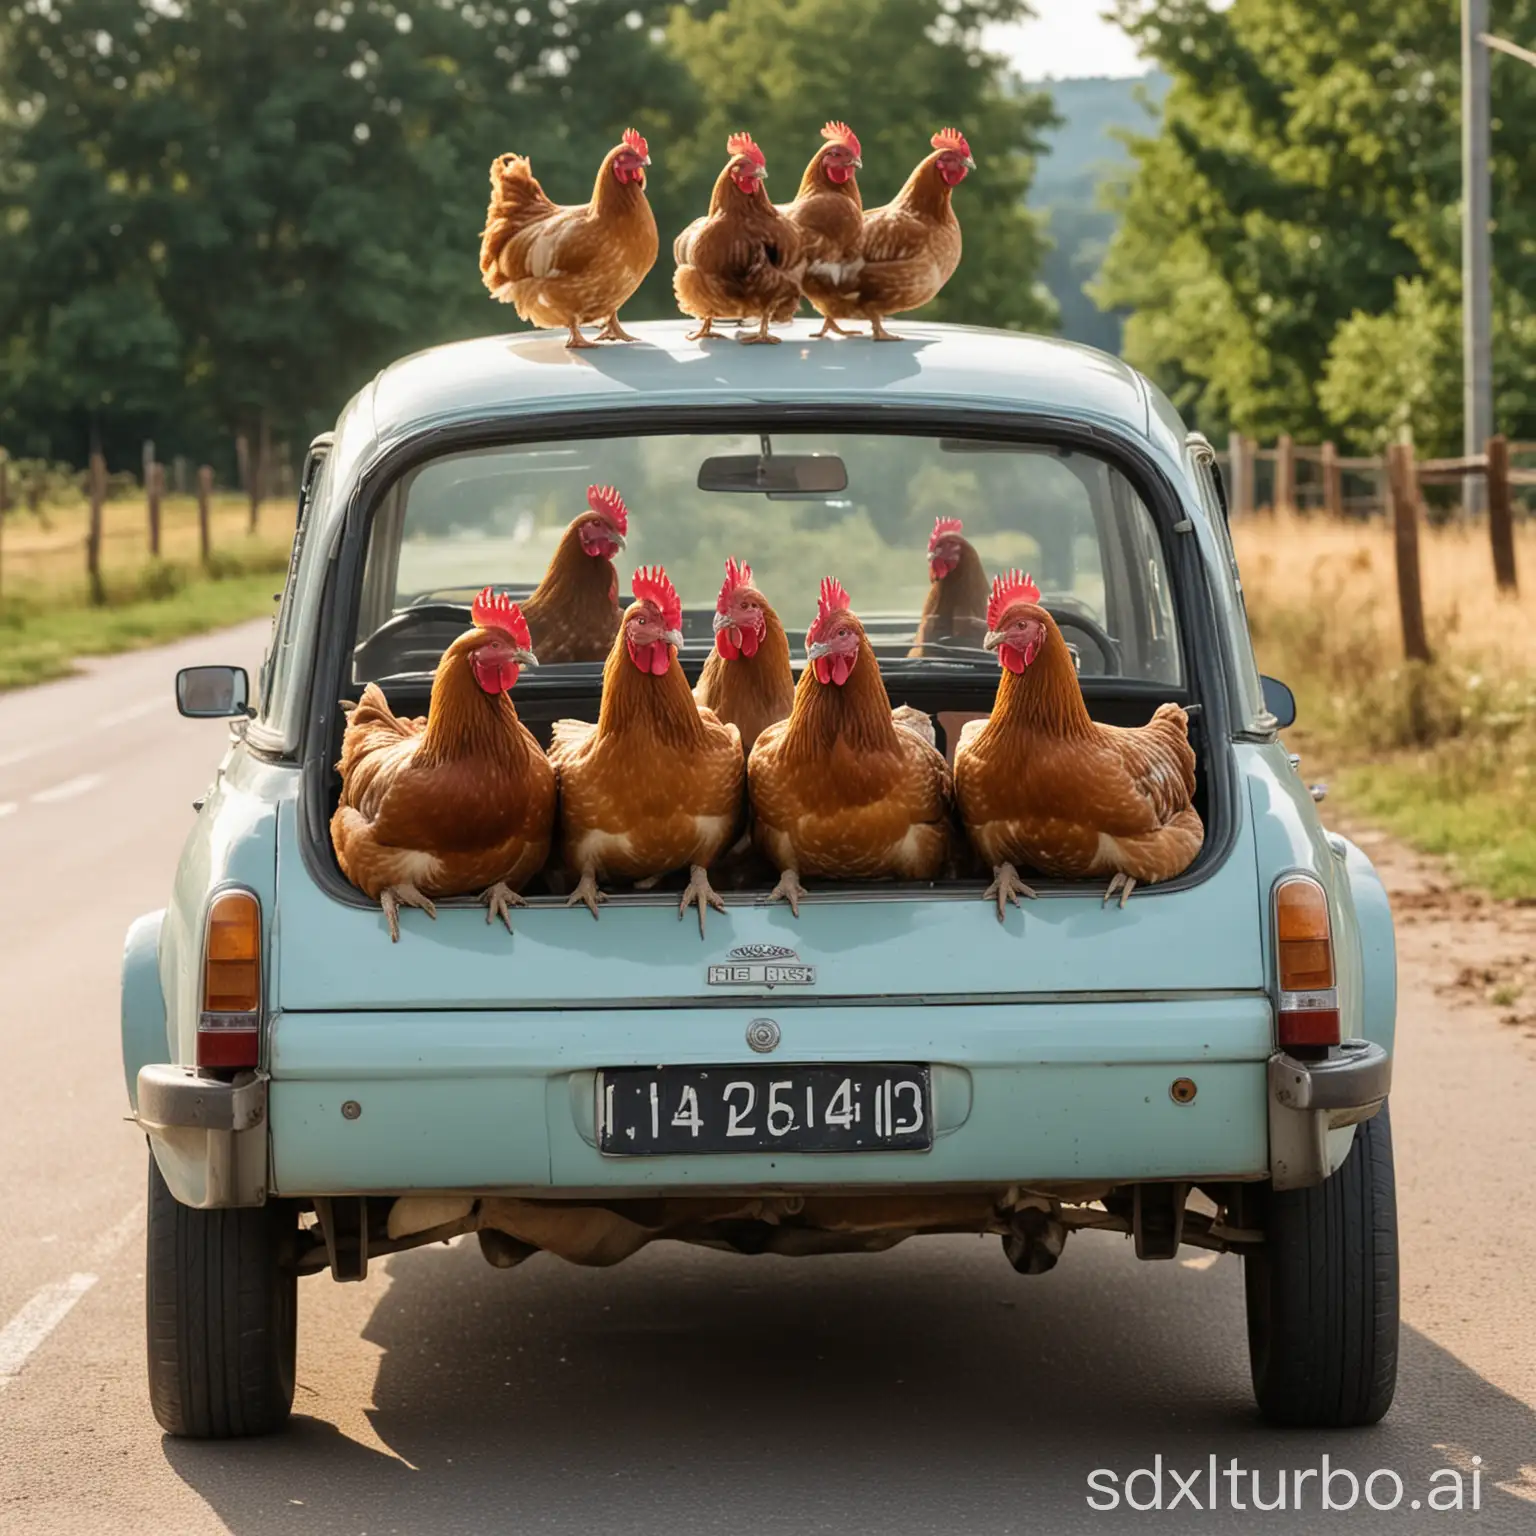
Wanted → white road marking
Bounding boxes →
[0,1275,98,1390]
[30,773,104,805]
[0,1202,141,1391]
[0,696,162,769]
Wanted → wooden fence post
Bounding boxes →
[1228,433,1254,516]
[1387,441,1431,662]
[1275,433,1295,513]
[1486,434,1519,593]
[197,465,213,567]
[147,460,163,557]
[87,452,106,606]
[1320,441,1343,518]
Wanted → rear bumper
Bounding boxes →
[135,1064,269,1208]
[1266,1038,1391,1191]
[265,999,1277,1196]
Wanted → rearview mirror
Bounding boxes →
[176,665,251,719]
[697,453,848,495]
[1260,675,1296,730]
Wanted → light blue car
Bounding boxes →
[122,321,1396,1439]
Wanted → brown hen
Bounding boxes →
[331,592,556,941]
[519,484,628,665]
[693,557,794,756]
[955,571,1203,918]
[749,578,952,916]
[780,121,865,339]
[909,515,989,656]
[480,129,657,349]
[674,132,806,344]
[549,564,745,935]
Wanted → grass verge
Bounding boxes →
[1234,512,1536,900]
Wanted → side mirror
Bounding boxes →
[1260,675,1296,730]
[176,665,251,719]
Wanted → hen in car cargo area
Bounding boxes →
[126,321,1398,1438]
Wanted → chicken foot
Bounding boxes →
[563,319,598,350]
[869,315,905,342]
[678,864,727,938]
[566,868,609,920]
[686,318,719,341]
[595,313,641,343]
[480,882,528,935]
[379,884,438,943]
[1103,873,1138,908]
[810,316,862,339]
[984,862,1038,923]
[767,868,807,918]
[738,315,782,345]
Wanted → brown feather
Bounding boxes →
[518,515,622,664]
[693,601,795,755]
[910,535,989,655]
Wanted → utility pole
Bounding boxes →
[1462,0,1493,517]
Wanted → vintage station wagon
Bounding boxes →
[121,320,1397,1438]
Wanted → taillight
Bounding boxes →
[1272,875,1340,1049]
[199,889,262,1069]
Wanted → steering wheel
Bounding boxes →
[1047,606,1122,677]
[352,603,470,678]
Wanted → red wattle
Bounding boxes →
[999,644,1026,675]
[830,652,853,686]
[648,641,671,675]
[472,656,521,694]
[814,656,831,685]
[739,625,760,658]
[826,162,853,185]
[716,628,740,661]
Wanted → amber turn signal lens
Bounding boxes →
[203,890,261,1014]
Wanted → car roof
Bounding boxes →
[360,320,1160,445]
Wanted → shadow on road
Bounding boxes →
[163,1235,1536,1534]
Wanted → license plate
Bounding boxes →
[597,1064,933,1156]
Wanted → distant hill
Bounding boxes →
[1029,72,1168,354]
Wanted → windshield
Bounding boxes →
[353,430,1181,686]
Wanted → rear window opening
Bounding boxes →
[314,422,1222,906]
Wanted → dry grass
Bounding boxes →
[1232,511,1536,898]
[0,494,296,690]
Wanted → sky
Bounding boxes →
[987,1,1148,81]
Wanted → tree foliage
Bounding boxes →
[0,0,1055,472]
[1096,0,1536,452]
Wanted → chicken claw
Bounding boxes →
[379,884,437,943]
[595,314,640,343]
[678,864,727,938]
[767,868,806,918]
[869,316,904,342]
[480,881,528,935]
[1103,873,1138,909]
[984,862,1038,923]
[566,868,608,920]
[563,320,598,350]
[738,316,782,345]
[810,316,862,339]
[686,319,718,341]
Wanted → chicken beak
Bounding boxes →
[663,628,685,650]
[515,648,539,668]
[982,629,1004,652]
[853,156,863,169]
[711,611,733,634]
[643,155,652,166]
[806,639,833,661]
[964,156,976,171]
[610,532,627,550]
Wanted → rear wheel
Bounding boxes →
[145,1152,297,1438]
[1244,1102,1398,1427]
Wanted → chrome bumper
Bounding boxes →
[1267,1039,1391,1191]
[135,1064,269,1208]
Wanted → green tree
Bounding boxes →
[663,0,1059,332]
[1096,0,1536,451]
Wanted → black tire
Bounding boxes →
[1244,1101,1399,1428]
[145,1152,297,1438]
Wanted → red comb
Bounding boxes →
[716,556,754,614]
[622,127,648,160]
[586,484,629,535]
[821,120,861,159]
[471,587,531,649]
[928,516,964,553]
[807,576,852,643]
[726,131,766,168]
[931,126,972,158]
[987,570,1041,630]
[632,564,682,631]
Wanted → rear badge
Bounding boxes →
[708,943,816,988]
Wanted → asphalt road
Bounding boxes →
[2,627,1535,1534]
